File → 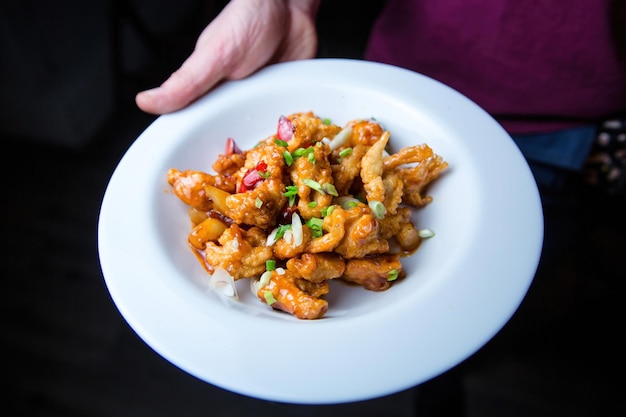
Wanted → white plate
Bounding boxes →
[98,59,543,404]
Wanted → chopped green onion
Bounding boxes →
[283,151,293,166]
[306,217,324,238]
[387,269,399,282]
[418,228,436,239]
[308,201,318,208]
[274,138,288,147]
[336,196,361,210]
[339,147,353,158]
[258,170,271,179]
[369,201,386,219]
[255,197,263,208]
[323,183,338,197]
[321,205,335,217]
[323,117,331,125]
[293,148,306,158]
[303,178,325,194]
[266,259,276,271]
[283,185,298,197]
[263,291,277,305]
[277,224,292,239]
[307,152,316,164]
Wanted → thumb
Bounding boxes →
[135,50,226,115]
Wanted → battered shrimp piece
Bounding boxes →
[399,154,448,207]
[286,253,346,282]
[226,142,288,228]
[377,207,422,253]
[331,144,368,196]
[294,278,329,298]
[212,152,246,177]
[383,144,434,171]
[204,224,272,279]
[334,206,389,258]
[167,169,235,211]
[305,206,348,253]
[286,112,341,152]
[342,254,405,291]
[350,119,385,146]
[361,131,390,204]
[226,178,287,229]
[257,270,328,319]
[381,171,403,214]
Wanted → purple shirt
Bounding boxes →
[365,0,626,134]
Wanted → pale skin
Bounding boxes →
[135,0,321,114]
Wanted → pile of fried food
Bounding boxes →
[167,112,447,319]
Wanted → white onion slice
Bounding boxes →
[266,227,279,246]
[250,278,260,297]
[334,196,361,209]
[328,127,353,151]
[209,267,238,299]
[283,229,293,244]
[291,213,303,247]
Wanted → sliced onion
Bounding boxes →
[283,229,293,244]
[209,267,238,299]
[266,227,279,246]
[275,267,286,275]
[259,270,273,287]
[328,127,353,151]
[250,277,260,297]
[368,200,386,219]
[291,213,303,247]
[334,196,361,210]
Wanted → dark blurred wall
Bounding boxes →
[0,0,212,148]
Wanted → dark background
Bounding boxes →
[1,1,624,416]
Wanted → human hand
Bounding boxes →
[135,0,321,114]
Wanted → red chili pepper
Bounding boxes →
[225,137,242,155]
[239,161,268,192]
[277,115,293,142]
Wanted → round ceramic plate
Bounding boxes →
[98,59,543,404]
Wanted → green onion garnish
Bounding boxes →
[275,224,292,240]
[264,291,277,305]
[303,179,325,194]
[323,183,338,197]
[266,259,276,271]
[339,147,353,158]
[308,201,318,208]
[306,217,324,238]
[369,200,386,219]
[274,138,288,147]
[387,269,399,281]
[283,185,298,197]
[321,205,335,217]
[255,197,263,208]
[283,151,293,166]
[323,117,331,125]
